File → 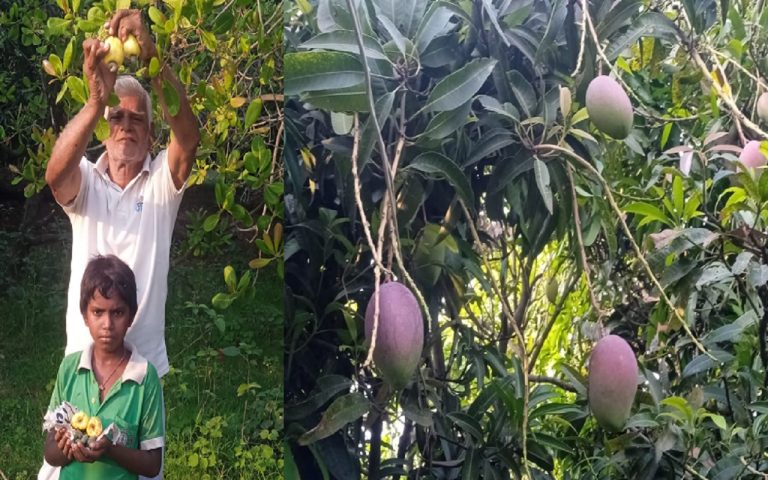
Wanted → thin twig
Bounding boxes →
[534,143,714,360]
[529,375,577,393]
[571,0,588,76]
[566,163,605,329]
[459,200,532,479]
[351,115,387,368]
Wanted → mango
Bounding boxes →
[364,282,424,388]
[758,92,768,123]
[588,334,638,431]
[739,140,767,168]
[585,75,633,140]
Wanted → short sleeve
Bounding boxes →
[154,149,188,201]
[60,158,91,214]
[138,363,164,450]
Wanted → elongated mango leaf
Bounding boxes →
[415,2,462,52]
[421,58,497,113]
[447,412,484,440]
[533,158,553,214]
[604,12,678,60]
[535,0,566,60]
[301,84,370,112]
[464,129,516,167]
[372,0,426,38]
[420,100,472,139]
[300,31,388,60]
[408,152,474,210]
[285,52,364,95]
[298,392,371,445]
[624,201,673,227]
[377,14,407,57]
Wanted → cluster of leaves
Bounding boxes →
[285,0,768,477]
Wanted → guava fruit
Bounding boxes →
[123,34,141,58]
[364,281,424,388]
[588,334,638,431]
[585,75,634,140]
[103,36,124,72]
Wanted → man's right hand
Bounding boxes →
[83,38,117,108]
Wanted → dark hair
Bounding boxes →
[79,255,138,319]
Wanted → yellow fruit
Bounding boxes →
[123,34,141,57]
[71,411,89,431]
[103,36,124,72]
[86,416,103,437]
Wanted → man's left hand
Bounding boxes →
[107,9,157,62]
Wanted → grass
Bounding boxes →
[0,229,283,479]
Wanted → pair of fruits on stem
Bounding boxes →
[102,34,141,72]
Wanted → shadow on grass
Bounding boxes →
[0,235,283,479]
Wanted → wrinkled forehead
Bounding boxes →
[109,94,149,118]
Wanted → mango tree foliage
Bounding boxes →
[285,0,768,477]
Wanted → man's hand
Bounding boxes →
[107,9,158,62]
[83,38,117,107]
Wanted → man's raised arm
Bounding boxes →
[108,10,200,191]
[46,39,116,205]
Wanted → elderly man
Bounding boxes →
[39,9,199,480]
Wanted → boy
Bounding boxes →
[44,255,164,478]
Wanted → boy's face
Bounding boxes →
[84,289,133,353]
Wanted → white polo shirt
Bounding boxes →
[61,150,185,377]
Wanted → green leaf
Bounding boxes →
[148,6,166,25]
[224,265,237,291]
[421,58,497,113]
[447,412,484,440]
[63,38,74,72]
[672,175,684,217]
[604,12,678,60]
[624,201,673,227]
[371,0,427,38]
[409,152,474,210]
[162,79,180,116]
[533,158,553,215]
[285,52,364,96]
[421,100,472,139]
[300,31,387,60]
[47,18,72,36]
[221,346,240,357]
[211,292,234,310]
[203,212,220,232]
[301,85,370,113]
[461,448,482,480]
[245,98,263,128]
[415,2,464,52]
[66,76,87,105]
[188,452,199,467]
[148,57,160,78]
[298,393,371,445]
[200,29,217,52]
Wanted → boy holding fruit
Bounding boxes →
[44,255,163,479]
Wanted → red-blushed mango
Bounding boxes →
[758,92,768,123]
[364,281,424,388]
[588,334,638,431]
[739,140,767,168]
[585,75,633,140]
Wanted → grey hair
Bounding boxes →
[105,75,152,126]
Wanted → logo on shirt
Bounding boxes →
[135,196,143,213]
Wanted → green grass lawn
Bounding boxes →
[0,233,283,479]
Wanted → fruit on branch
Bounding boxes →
[588,334,638,431]
[739,140,767,168]
[585,75,633,140]
[122,34,141,58]
[103,36,124,72]
[758,92,768,123]
[364,281,424,388]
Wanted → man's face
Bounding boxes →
[104,94,151,165]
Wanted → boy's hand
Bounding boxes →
[54,427,75,460]
[70,438,111,463]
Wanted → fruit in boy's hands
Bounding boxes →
[123,34,141,57]
[86,416,103,437]
[103,36,124,72]
[71,411,89,430]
